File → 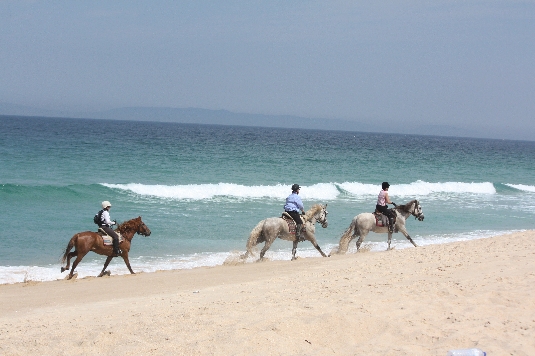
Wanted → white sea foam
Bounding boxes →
[339,180,496,196]
[101,182,339,200]
[0,229,522,285]
[102,180,496,201]
[505,184,535,192]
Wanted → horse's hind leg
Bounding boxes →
[259,240,274,260]
[98,256,113,277]
[68,253,87,280]
[61,251,77,272]
[356,232,367,251]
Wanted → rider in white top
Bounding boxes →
[101,209,115,226]
[99,201,121,256]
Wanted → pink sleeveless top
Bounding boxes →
[377,190,387,206]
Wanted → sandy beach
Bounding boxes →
[1,231,534,355]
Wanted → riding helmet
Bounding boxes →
[102,201,112,209]
[291,184,301,192]
[382,182,390,189]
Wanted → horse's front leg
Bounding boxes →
[98,256,113,277]
[121,251,135,274]
[307,235,327,257]
[398,226,418,247]
[291,240,298,260]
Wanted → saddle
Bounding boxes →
[281,212,306,235]
[373,210,397,228]
[97,228,124,246]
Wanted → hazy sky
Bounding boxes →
[1,1,534,138]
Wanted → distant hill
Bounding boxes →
[0,103,475,138]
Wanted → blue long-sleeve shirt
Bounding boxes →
[284,192,304,212]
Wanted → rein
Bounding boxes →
[395,201,422,219]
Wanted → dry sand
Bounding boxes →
[1,231,534,355]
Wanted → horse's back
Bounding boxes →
[356,212,376,231]
[74,230,100,238]
[70,230,103,247]
[263,217,287,231]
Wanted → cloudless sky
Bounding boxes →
[1,1,534,139]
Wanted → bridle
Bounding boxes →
[138,222,151,236]
[410,201,424,221]
[318,207,329,228]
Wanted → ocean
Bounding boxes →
[1,115,534,284]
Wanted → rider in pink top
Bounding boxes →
[376,182,396,233]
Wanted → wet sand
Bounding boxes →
[1,231,534,355]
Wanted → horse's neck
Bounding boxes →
[397,203,414,219]
[307,213,321,225]
[118,228,135,240]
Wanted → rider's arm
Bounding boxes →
[384,192,393,204]
[101,211,114,226]
[296,196,305,213]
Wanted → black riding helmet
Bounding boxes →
[382,182,390,189]
[291,184,301,192]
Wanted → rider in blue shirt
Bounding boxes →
[284,184,305,241]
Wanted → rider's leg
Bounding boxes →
[287,211,304,241]
[377,205,394,233]
[386,211,394,233]
[103,226,121,256]
[295,224,304,241]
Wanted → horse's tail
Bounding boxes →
[244,220,265,258]
[61,234,77,263]
[337,219,358,255]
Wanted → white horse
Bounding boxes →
[243,204,328,261]
[336,200,424,254]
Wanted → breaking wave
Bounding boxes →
[504,184,535,193]
[102,180,497,201]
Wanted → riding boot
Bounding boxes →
[388,217,394,233]
[112,237,121,256]
[296,224,304,242]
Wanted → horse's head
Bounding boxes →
[136,217,152,236]
[412,201,425,221]
[317,204,328,228]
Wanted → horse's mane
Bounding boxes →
[396,200,418,213]
[117,217,141,234]
[303,204,323,222]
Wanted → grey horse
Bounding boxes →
[336,200,424,254]
[244,204,329,261]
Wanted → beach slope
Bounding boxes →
[1,231,534,355]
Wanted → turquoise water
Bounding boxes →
[1,116,534,283]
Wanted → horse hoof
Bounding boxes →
[61,267,66,273]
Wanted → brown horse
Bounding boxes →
[61,216,151,279]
